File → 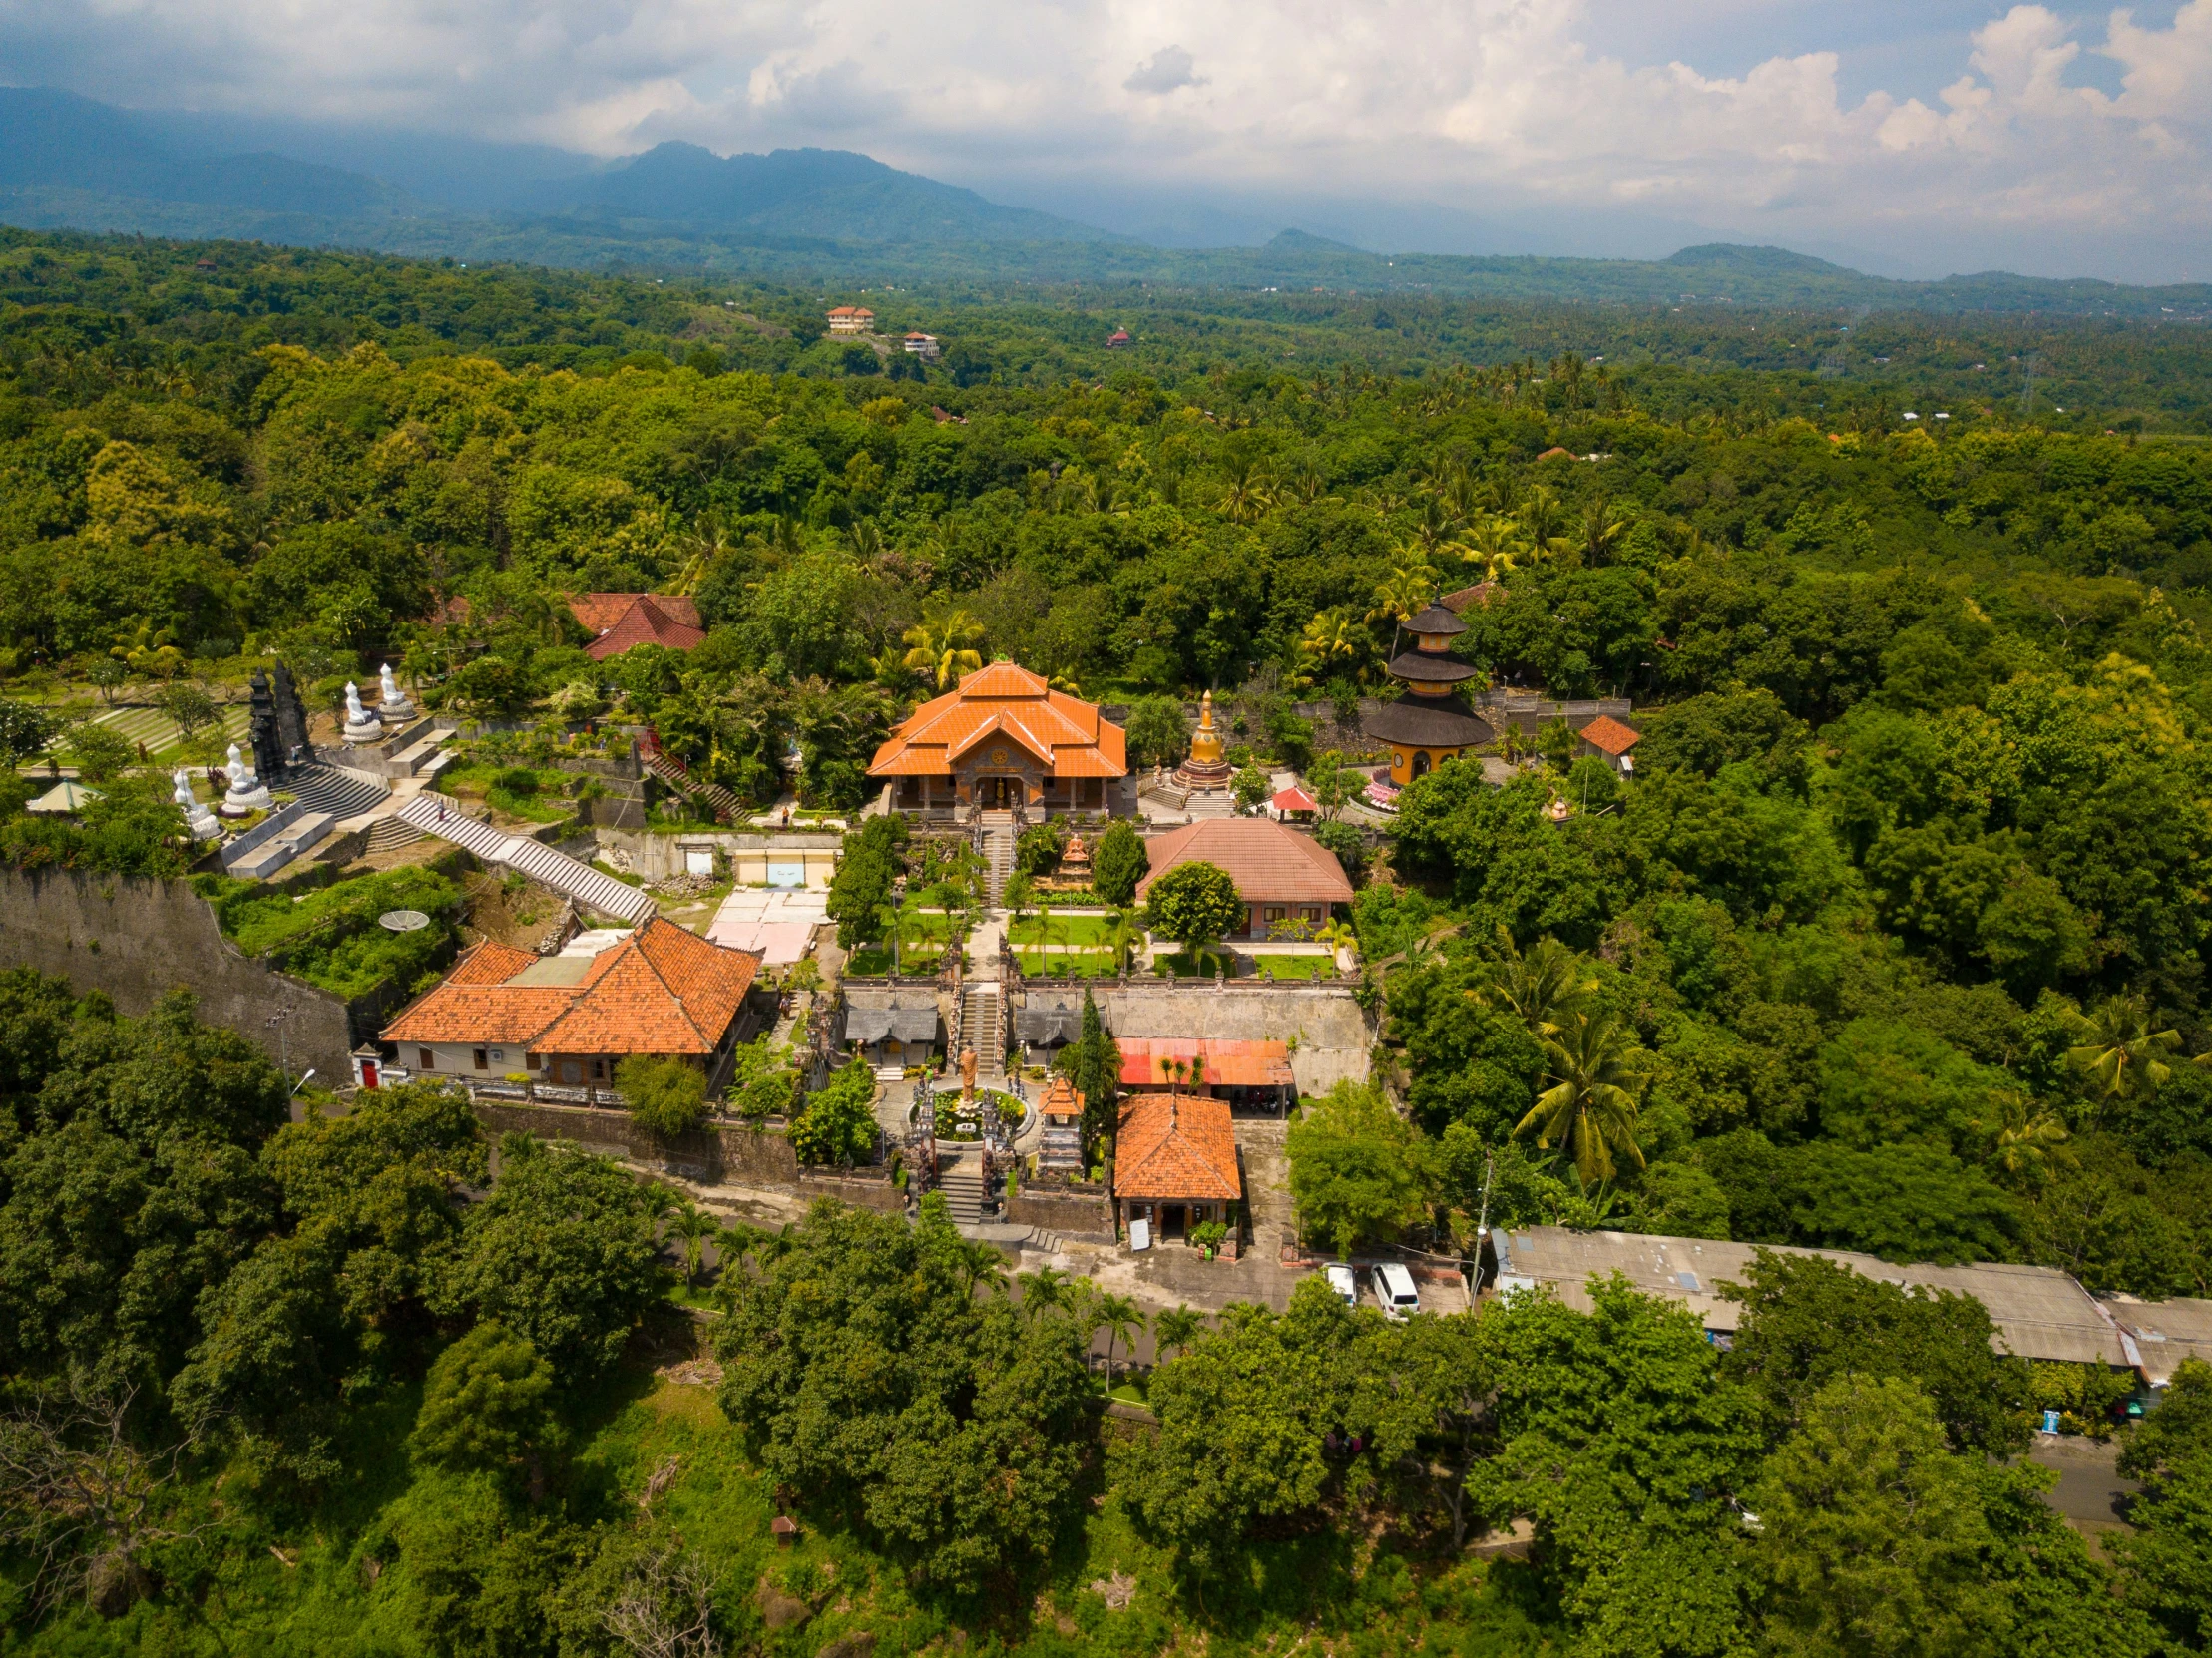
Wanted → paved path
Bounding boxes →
[2024,1435,2138,1548]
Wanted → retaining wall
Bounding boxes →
[469,1097,901,1210]
[1009,1187,1115,1240]
[0,868,360,1079]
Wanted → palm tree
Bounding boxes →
[1095,1292,1144,1386]
[1218,458,1278,525]
[671,511,734,596]
[2067,993,2181,1101]
[901,609,986,690]
[1519,485,1574,560]
[1020,1264,1072,1317]
[959,1237,1010,1299]
[1152,1304,1205,1360]
[1297,608,1369,685]
[1975,1089,2075,1182]
[668,1205,719,1287]
[1471,931,1594,1037]
[1367,562,1439,628]
[1579,497,1628,566]
[1516,1010,1648,1185]
[1457,514,1526,583]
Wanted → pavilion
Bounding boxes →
[869,662,1127,814]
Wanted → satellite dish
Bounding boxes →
[379,909,431,932]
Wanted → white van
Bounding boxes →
[1325,1263,1358,1309]
[1372,1262,1421,1321]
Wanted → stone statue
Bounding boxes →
[219,743,272,816]
[377,660,416,720]
[959,1046,978,1102]
[341,680,383,745]
[173,767,221,840]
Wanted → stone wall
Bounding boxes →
[468,1097,900,1210]
[0,868,359,1079]
[1009,1186,1115,1241]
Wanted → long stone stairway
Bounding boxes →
[939,1151,987,1224]
[958,981,1005,1078]
[284,763,391,818]
[981,811,1016,905]
[395,794,659,924]
[640,747,742,824]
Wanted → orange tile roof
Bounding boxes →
[1115,1038,1296,1089]
[583,595,707,661]
[1135,819,1353,907]
[868,663,1126,781]
[1576,714,1641,756]
[1039,1074,1086,1118]
[1113,1093,1241,1201]
[382,918,757,1056]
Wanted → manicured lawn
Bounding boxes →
[1018,949,1118,979]
[847,946,947,976]
[1154,950,1234,978]
[1252,954,1339,981]
[1009,914,1116,946]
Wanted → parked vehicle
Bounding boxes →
[1372,1262,1421,1321]
[1326,1263,1358,1309]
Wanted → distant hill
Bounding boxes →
[0,88,413,219]
[1,87,2207,318]
[535,142,1129,245]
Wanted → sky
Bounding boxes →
[2,0,2209,281]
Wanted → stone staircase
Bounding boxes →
[981,811,1016,905]
[395,794,659,924]
[640,746,742,824]
[363,814,426,853]
[1184,788,1236,819]
[940,1151,988,1224]
[958,981,1005,1078]
[283,763,390,818]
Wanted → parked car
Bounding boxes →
[1371,1262,1421,1321]
[1325,1263,1358,1309]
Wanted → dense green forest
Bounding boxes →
[9,227,2212,1652]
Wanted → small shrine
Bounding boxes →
[1173,689,1234,792]
[1057,832,1093,889]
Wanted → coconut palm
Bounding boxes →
[2067,993,2181,1101]
[1151,1304,1206,1360]
[1218,458,1278,525]
[1519,485,1575,559]
[901,608,986,690]
[1457,514,1527,583]
[671,510,734,596]
[1975,1089,2076,1183]
[1471,931,1595,1037]
[1516,1010,1648,1185]
[667,1204,719,1286]
[1367,562,1439,628]
[1579,497,1629,566]
[959,1236,1010,1299]
[1095,1291,1145,1386]
[1020,1264,1072,1316]
[1297,608,1370,684]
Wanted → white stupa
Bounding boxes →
[377,661,416,721]
[340,680,383,745]
[173,767,222,841]
[220,744,273,817]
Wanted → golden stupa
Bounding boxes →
[1174,689,1234,789]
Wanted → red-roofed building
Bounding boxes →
[903,331,940,361]
[1106,329,1131,348]
[1115,1038,1295,1092]
[1136,818,1353,939]
[1270,784,1317,821]
[1442,580,1503,613]
[570,594,706,662]
[1575,714,1641,775]
[1112,1091,1241,1243]
[382,918,761,1090]
[827,306,876,335]
[869,661,1127,813]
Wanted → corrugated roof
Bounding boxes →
[2109,1295,2212,1387]
[1113,1092,1241,1201]
[1493,1226,2130,1368]
[1576,714,1640,755]
[1135,819,1353,906]
[1115,1037,1295,1088]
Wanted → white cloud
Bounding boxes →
[2,0,2208,276]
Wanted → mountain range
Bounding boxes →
[2,86,2209,317]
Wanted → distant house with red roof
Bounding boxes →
[903,331,941,361]
[381,918,761,1089]
[1575,714,1641,774]
[868,661,1127,813]
[827,306,876,336]
[572,594,706,662]
[1136,818,1353,940]
[1111,1091,1241,1243]
[1106,329,1131,348]
[1442,580,1504,613]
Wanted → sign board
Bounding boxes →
[1129,1218,1151,1252]
[766,858,806,888]
[684,848,715,877]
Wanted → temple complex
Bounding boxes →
[869,661,1127,814]
[1364,603,1494,785]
